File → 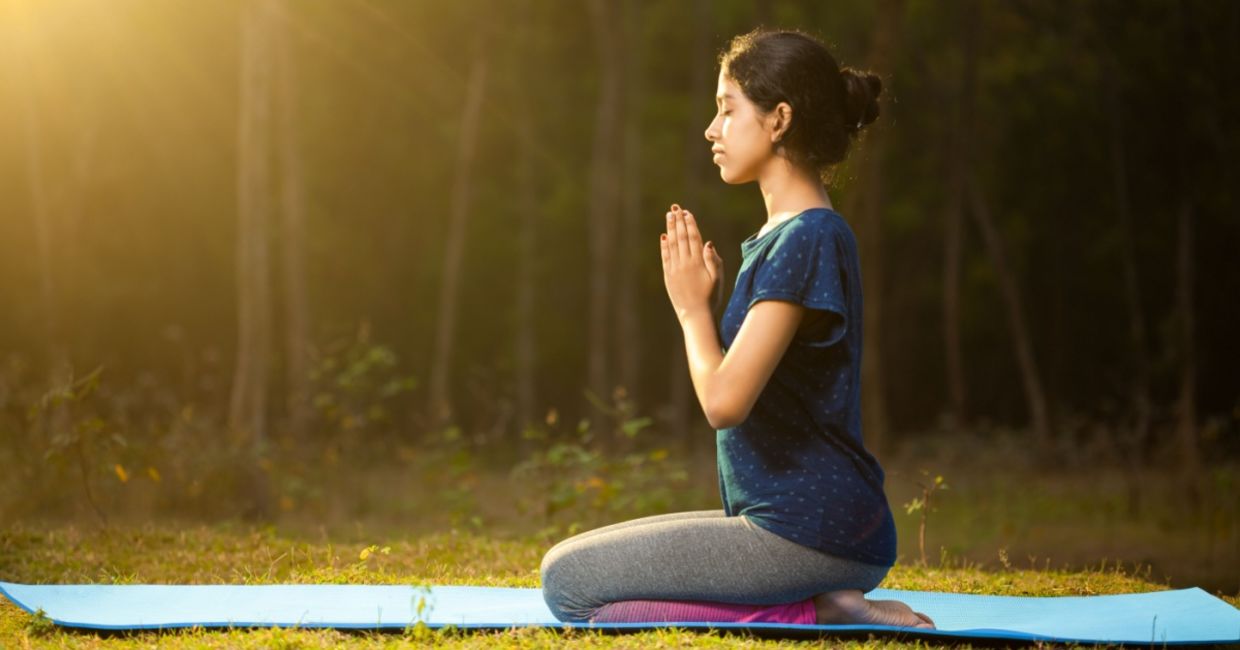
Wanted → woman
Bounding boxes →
[540,27,935,629]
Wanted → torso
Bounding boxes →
[797,308,832,338]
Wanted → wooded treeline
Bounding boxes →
[2,0,1237,513]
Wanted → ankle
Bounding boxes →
[813,589,866,624]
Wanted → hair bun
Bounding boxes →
[839,67,883,135]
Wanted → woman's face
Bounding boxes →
[704,71,781,184]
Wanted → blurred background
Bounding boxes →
[1,0,1236,594]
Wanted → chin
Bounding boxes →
[718,165,755,185]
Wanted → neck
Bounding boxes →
[757,155,833,225]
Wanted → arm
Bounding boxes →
[681,299,804,429]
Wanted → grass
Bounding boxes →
[2,422,1237,647]
[2,519,1235,649]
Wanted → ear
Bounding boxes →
[769,102,793,144]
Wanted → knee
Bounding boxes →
[539,545,596,623]
[859,563,892,593]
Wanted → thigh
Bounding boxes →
[546,509,724,555]
[541,512,884,620]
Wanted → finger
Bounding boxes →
[666,211,679,264]
[674,209,691,261]
[660,233,670,270]
[702,244,715,279]
[682,210,704,260]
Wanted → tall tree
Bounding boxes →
[965,171,1051,453]
[585,0,624,435]
[1174,197,1199,488]
[1101,47,1151,516]
[514,0,542,443]
[667,0,714,453]
[230,0,277,518]
[427,27,489,430]
[614,0,647,434]
[1170,0,1201,504]
[273,0,312,440]
[7,2,67,381]
[940,0,976,432]
[842,0,905,456]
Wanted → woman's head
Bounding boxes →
[704,28,883,186]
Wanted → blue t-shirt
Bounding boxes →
[715,207,896,568]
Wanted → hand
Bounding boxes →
[705,232,725,315]
[660,204,718,323]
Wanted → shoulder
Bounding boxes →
[772,211,842,248]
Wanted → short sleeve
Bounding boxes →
[746,220,848,347]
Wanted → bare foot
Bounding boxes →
[813,589,936,629]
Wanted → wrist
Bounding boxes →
[677,303,714,327]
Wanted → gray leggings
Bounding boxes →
[539,509,891,622]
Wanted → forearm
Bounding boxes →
[678,306,726,428]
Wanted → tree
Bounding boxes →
[273,0,312,441]
[584,0,624,435]
[427,27,489,430]
[845,0,905,456]
[230,0,277,518]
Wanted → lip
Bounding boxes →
[712,153,724,164]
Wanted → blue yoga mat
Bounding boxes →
[2,581,1238,645]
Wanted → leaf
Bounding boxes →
[621,416,653,439]
[72,365,105,400]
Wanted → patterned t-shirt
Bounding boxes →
[715,207,897,567]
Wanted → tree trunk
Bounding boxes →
[585,0,623,439]
[514,0,540,446]
[8,8,68,381]
[941,0,976,433]
[426,30,488,431]
[964,171,1051,455]
[848,0,904,458]
[615,0,645,441]
[1170,0,1202,512]
[230,0,277,519]
[1174,197,1200,497]
[666,0,713,455]
[273,0,312,441]
[1101,52,1151,518]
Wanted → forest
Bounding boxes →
[1,0,1237,612]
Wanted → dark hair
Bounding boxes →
[718,28,883,184]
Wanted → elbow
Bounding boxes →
[706,396,744,430]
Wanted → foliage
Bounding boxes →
[419,425,483,530]
[308,321,418,450]
[24,365,118,526]
[510,395,690,528]
[903,469,950,567]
